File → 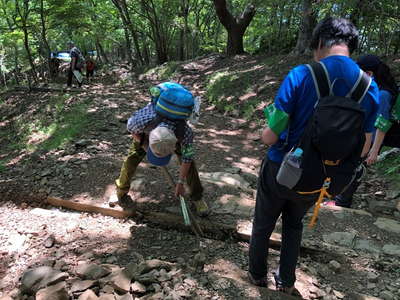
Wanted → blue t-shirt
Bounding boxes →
[268,55,380,163]
[376,89,394,121]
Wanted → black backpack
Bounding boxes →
[292,61,371,196]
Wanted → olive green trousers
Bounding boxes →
[115,140,203,200]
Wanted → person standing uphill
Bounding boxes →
[114,82,210,217]
[85,55,96,82]
[247,17,379,296]
[66,41,84,87]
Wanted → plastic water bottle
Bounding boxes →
[276,147,303,189]
[287,148,303,168]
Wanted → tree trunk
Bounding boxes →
[123,24,135,65]
[183,3,189,60]
[39,0,52,79]
[0,53,6,87]
[16,0,37,82]
[213,0,256,56]
[111,0,134,65]
[119,0,144,65]
[14,46,20,85]
[293,0,316,55]
[226,27,245,55]
[96,39,109,64]
[142,39,150,65]
[178,0,189,61]
[111,0,144,65]
[140,0,169,64]
[179,29,185,61]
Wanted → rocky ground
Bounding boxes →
[1,55,400,300]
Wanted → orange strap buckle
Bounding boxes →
[324,160,340,166]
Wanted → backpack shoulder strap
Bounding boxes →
[307,61,331,99]
[347,70,372,103]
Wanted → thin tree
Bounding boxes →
[139,0,170,64]
[38,0,52,79]
[15,0,37,82]
[111,0,144,65]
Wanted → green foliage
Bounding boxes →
[0,159,6,173]
[37,102,89,151]
[206,69,258,115]
[2,94,90,154]
[242,101,257,120]
[375,150,400,189]
[143,62,180,81]
[206,71,240,110]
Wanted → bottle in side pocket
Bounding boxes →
[276,148,303,189]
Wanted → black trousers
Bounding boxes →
[248,159,317,287]
[86,69,94,79]
[67,67,82,87]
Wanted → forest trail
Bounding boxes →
[1,55,400,299]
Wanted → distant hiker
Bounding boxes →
[66,41,84,87]
[49,57,60,77]
[85,55,95,82]
[247,17,379,296]
[330,55,400,208]
[114,82,209,217]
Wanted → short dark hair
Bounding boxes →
[310,17,359,54]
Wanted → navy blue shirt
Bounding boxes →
[376,90,394,121]
[268,55,380,163]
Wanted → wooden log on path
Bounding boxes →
[45,196,335,256]
[46,196,135,218]
[45,196,283,247]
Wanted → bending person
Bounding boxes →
[114,82,210,217]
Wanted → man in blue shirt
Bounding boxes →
[248,18,379,295]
